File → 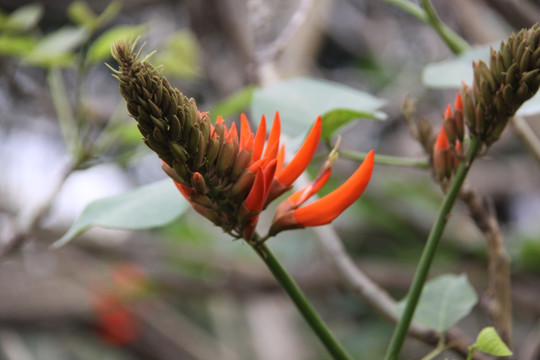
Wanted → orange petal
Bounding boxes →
[227,122,239,144]
[276,145,285,174]
[277,116,322,186]
[434,125,449,150]
[293,150,374,226]
[289,168,331,207]
[263,112,281,158]
[262,159,278,200]
[240,113,252,149]
[244,168,265,212]
[253,115,267,162]
[173,181,194,200]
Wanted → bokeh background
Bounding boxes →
[1,0,540,359]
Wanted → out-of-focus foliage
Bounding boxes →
[54,179,190,248]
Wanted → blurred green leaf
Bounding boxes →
[24,26,89,67]
[397,273,477,332]
[251,77,386,136]
[95,1,122,29]
[210,86,257,121]
[53,179,190,248]
[0,34,36,56]
[321,108,386,140]
[152,31,200,79]
[422,44,493,89]
[88,25,146,63]
[474,327,512,356]
[67,1,98,29]
[517,238,540,273]
[0,3,43,32]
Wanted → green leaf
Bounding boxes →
[0,34,36,56]
[0,3,43,32]
[321,108,386,140]
[95,1,122,29]
[151,31,200,80]
[210,85,257,121]
[251,77,386,136]
[87,25,146,63]
[397,273,478,332]
[24,26,89,67]
[422,44,493,89]
[53,179,190,248]
[67,1,98,29]
[475,327,512,356]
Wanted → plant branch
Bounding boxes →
[511,115,540,165]
[460,185,512,346]
[250,239,353,360]
[384,137,482,360]
[379,0,469,54]
[0,162,76,259]
[339,149,430,169]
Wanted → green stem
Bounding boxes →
[339,149,430,169]
[380,0,469,54]
[383,137,482,360]
[465,347,476,360]
[251,240,353,360]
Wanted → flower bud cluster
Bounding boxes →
[462,24,540,146]
[433,94,464,183]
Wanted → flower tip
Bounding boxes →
[455,92,463,111]
[434,126,449,150]
[444,104,452,119]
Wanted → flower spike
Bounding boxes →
[112,39,375,243]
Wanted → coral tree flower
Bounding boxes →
[111,40,375,242]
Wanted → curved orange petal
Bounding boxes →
[252,115,267,162]
[277,116,322,186]
[263,112,280,158]
[293,150,374,226]
[244,168,265,211]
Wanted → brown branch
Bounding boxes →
[511,115,540,166]
[460,184,513,346]
[0,162,76,259]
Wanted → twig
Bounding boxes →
[378,0,469,54]
[0,162,76,259]
[511,115,540,165]
[256,0,315,62]
[460,185,512,346]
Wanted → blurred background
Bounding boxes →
[0,0,540,359]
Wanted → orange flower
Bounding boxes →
[164,110,373,241]
[269,150,375,236]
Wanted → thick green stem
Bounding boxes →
[384,137,482,360]
[251,240,353,360]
